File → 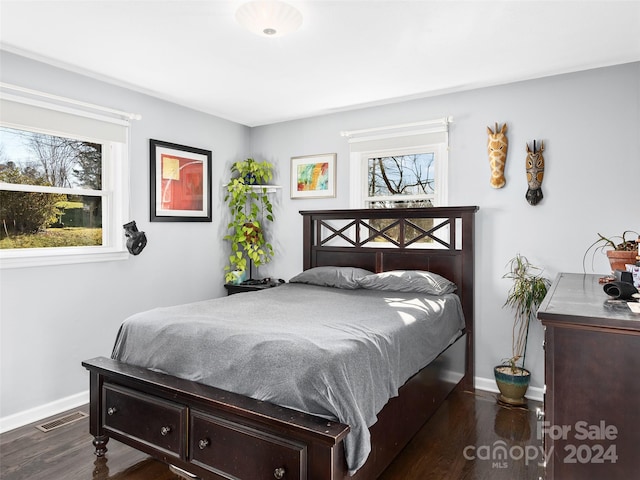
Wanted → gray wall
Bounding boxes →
[1,49,638,422]
[251,61,640,393]
[0,51,250,419]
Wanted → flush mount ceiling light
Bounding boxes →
[235,1,303,38]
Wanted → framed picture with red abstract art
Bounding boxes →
[290,153,336,199]
[150,139,212,222]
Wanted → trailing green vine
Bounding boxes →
[224,158,275,282]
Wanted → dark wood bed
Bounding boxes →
[82,206,478,480]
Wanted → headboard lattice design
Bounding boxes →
[315,215,457,249]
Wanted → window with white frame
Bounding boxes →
[363,145,446,208]
[0,84,135,268]
[344,118,450,209]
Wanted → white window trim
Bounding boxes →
[343,117,451,208]
[0,84,138,269]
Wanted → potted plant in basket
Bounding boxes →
[224,158,275,283]
[583,231,639,273]
[494,254,550,406]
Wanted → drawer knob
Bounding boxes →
[274,467,285,479]
[198,438,210,450]
[160,426,172,436]
[107,407,117,416]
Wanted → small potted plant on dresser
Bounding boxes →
[583,230,639,273]
[224,158,276,283]
[494,254,550,406]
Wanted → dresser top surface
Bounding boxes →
[537,272,640,330]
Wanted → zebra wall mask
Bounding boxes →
[525,140,545,206]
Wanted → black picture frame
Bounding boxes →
[149,139,212,222]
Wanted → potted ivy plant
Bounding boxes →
[224,158,275,283]
[583,231,639,273]
[494,254,550,405]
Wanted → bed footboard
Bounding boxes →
[83,331,465,479]
[83,357,350,480]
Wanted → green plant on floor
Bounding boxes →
[501,254,550,374]
[224,158,275,283]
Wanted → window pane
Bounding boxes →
[367,153,434,198]
[364,214,435,245]
[0,126,102,189]
[0,192,102,249]
[367,199,434,209]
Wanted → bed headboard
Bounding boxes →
[300,206,479,386]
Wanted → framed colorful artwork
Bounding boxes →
[150,139,212,222]
[290,153,336,199]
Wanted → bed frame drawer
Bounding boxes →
[102,383,187,459]
[190,409,307,480]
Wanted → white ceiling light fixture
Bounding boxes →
[235,1,303,38]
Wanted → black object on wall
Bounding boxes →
[123,221,147,255]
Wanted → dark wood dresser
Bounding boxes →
[537,273,640,479]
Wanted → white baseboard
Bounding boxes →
[0,377,542,434]
[0,390,89,434]
[474,375,544,403]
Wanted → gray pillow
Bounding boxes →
[358,270,457,295]
[289,266,374,289]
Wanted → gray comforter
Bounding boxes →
[111,283,465,474]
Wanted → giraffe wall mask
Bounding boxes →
[487,123,508,188]
[525,140,545,206]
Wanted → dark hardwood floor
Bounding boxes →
[0,387,544,480]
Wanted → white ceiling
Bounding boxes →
[1,1,639,127]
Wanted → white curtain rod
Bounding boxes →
[0,82,142,121]
[340,116,452,138]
